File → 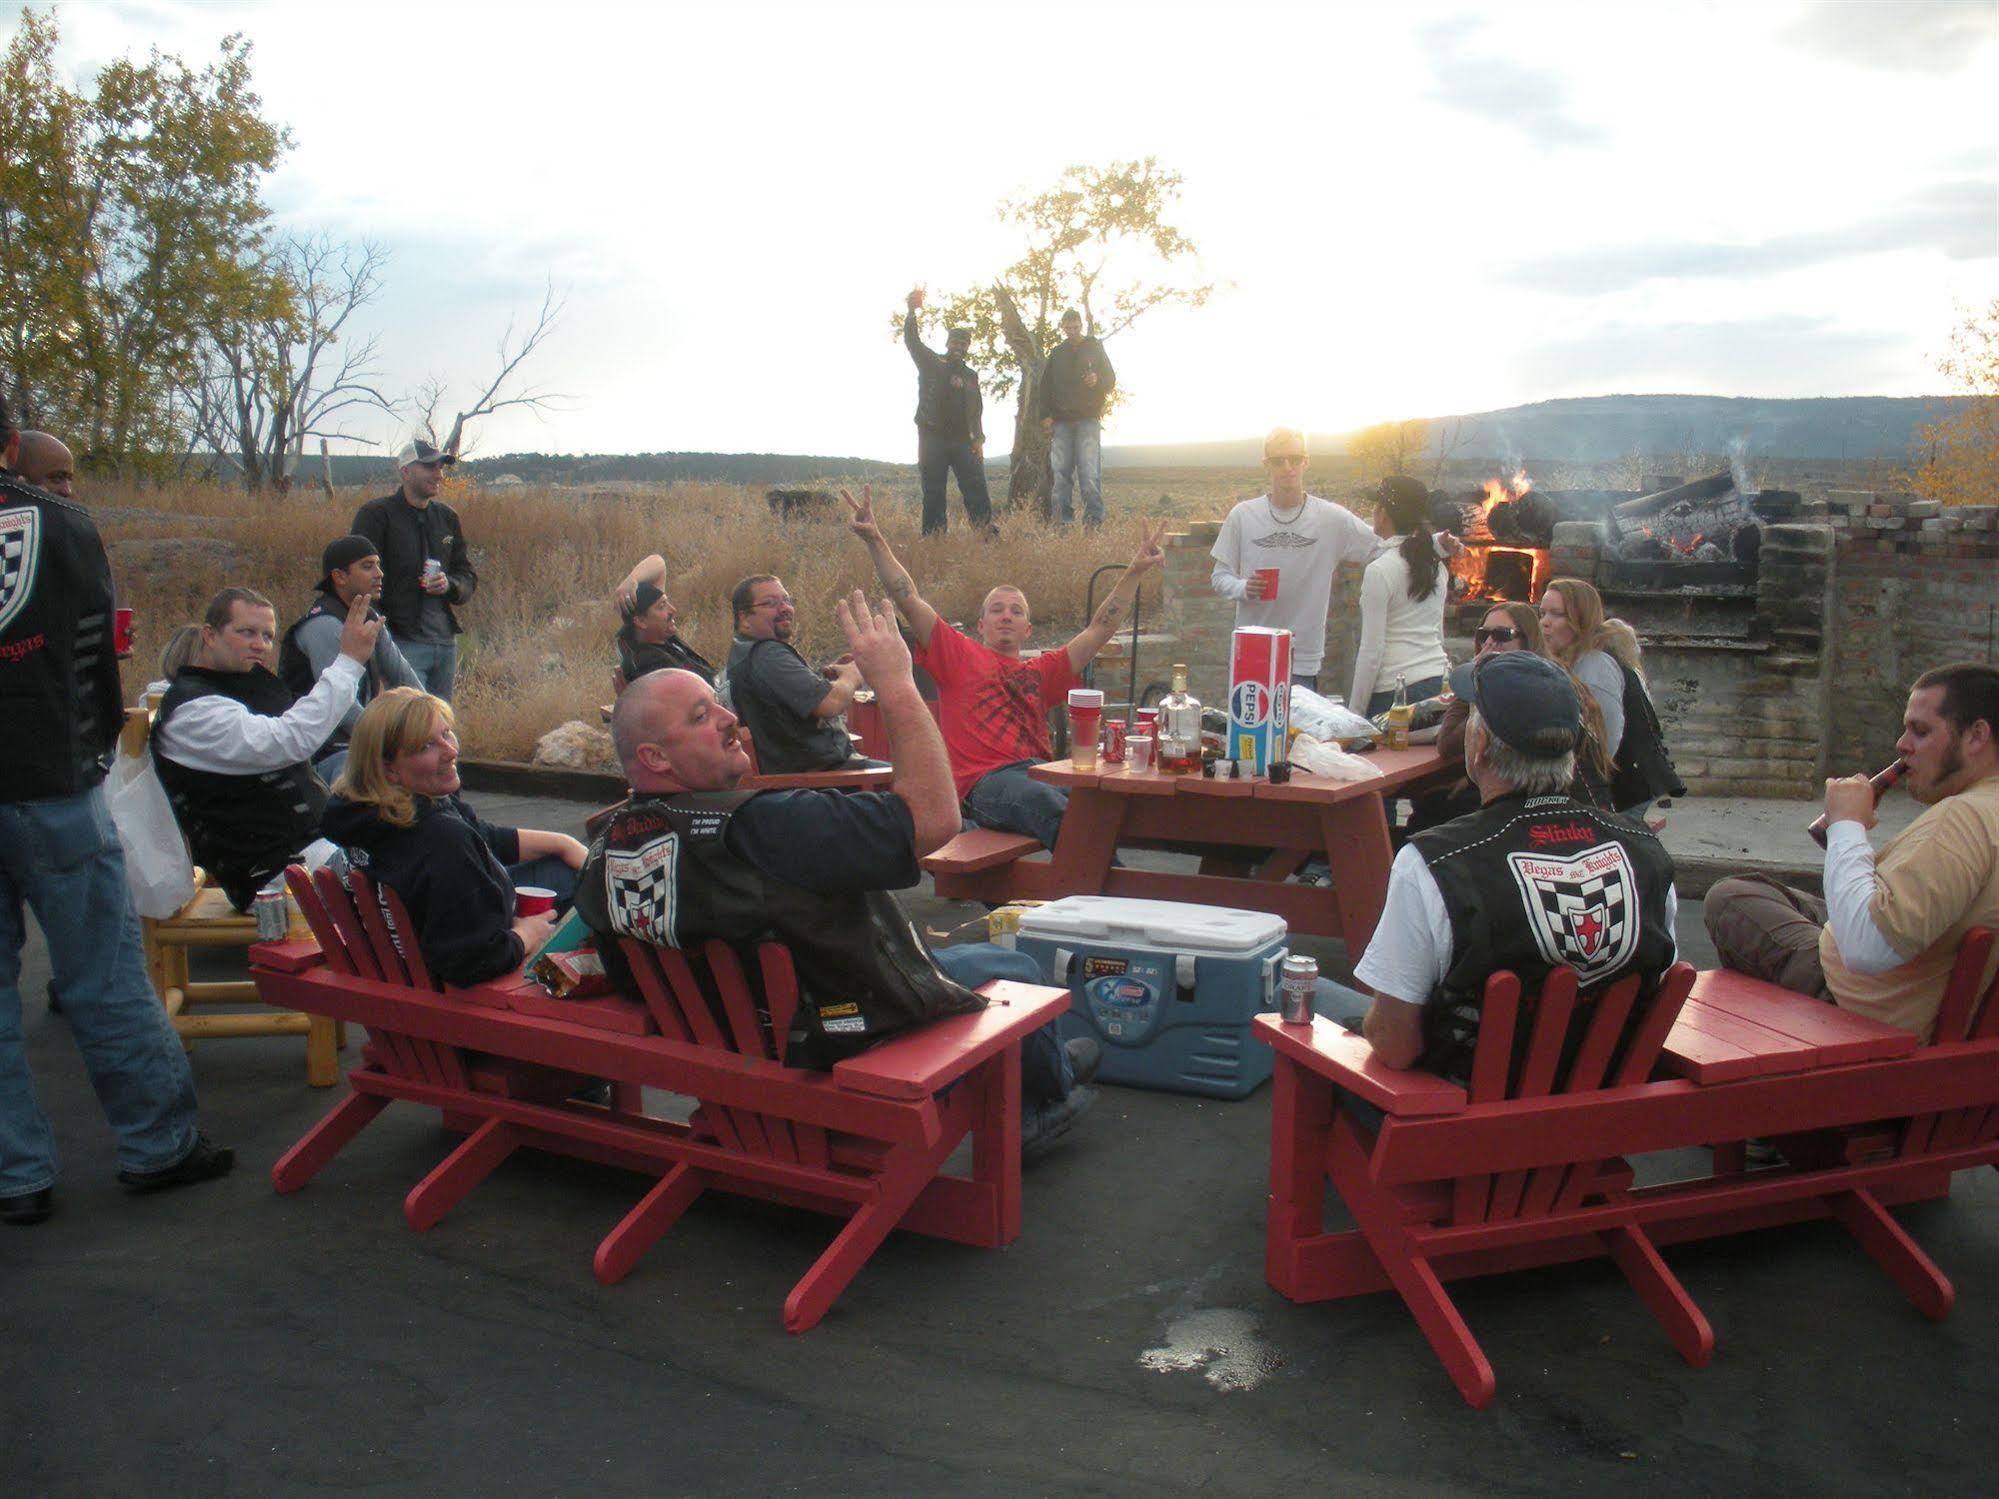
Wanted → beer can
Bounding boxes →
[1102,718,1127,764]
[422,557,444,584]
[1279,952,1318,1024]
[253,882,289,941]
[1229,627,1293,775]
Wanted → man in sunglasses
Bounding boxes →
[721,574,878,775]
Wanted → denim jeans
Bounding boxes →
[916,430,994,535]
[313,747,349,786]
[506,855,580,912]
[931,942,1072,1102]
[1050,419,1103,527]
[964,760,1069,852]
[399,638,458,702]
[0,787,201,1196]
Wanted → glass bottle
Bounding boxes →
[1158,663,1203,775]
[1384,672,1413,751]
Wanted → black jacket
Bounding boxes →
[903,312,984,444]
[1609,661,1688,807]
[616,628,714,686]
[0,470,125,801]
[350,491,477,642]
[1035,336,1116,422]
[322,792,525,988]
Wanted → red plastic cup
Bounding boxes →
[1255,567,1280,602]
[515,887,557,917]
[114,607,134,658]
[1133,707,1158,735]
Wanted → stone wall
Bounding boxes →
[1821,494,1999,770]
[1151,496,1999,799]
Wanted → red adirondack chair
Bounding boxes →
[1259,961,1704,1408]
[255,865,1068,1330]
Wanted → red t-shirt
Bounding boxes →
[915,623,1080,800]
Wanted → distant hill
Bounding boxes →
[1103,395,1975,468]
[315,450,908,488]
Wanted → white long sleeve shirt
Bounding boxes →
[153,657,364,775]
[1822,819,1906,975]
[1349,542,1451,711]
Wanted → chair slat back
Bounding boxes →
[311,867,384,982]
[348,870,433,991]
[286,864,355,976]
[1932,927,1997,1045]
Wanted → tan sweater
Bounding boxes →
[1820,773,1999,1040]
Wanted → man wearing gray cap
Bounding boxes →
[1317,650,1679,1086]
[277,534,424,782]
[350,437,477,700]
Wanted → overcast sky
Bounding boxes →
[40,0,1999,460]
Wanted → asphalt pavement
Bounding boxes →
[3,788,1993,1499]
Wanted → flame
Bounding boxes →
[1478,470,1536,517]
[1480,477,1509,515]
[1512,467,1533,495]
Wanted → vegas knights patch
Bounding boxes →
[604,832,679,947]
[1505,840,1641,983]
[0,505,43,637]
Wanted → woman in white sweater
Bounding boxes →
[1349,475,1451,715]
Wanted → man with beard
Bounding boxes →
[1707,663,1999,1041]
[721,574,876,775]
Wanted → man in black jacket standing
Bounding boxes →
[0,398,233,1225]
[903,287,993,536]
[351,437,476,700]
[1037,310,1116,528]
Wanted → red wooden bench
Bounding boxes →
[1257,939,1999,1408]
[254,864,1068,1331]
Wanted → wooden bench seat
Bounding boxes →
[253,864,1068,1331]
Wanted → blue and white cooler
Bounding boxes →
[1015,896,1289,1099]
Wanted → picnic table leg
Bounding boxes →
[404,1117,519,1231]
[271,1088,391,1193]
[1046,788,1121,895]
[595,1164,708,1286]
[1320,796,1397,959]
[1829,1189,1955,1321]
[1605,1223,1715,1366]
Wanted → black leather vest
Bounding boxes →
[580,790,984,1068]
[154,666,329,909]
[1409,792,1677,1086]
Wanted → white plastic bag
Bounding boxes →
[1288,685,1380,745]
[105,747,195,918]
[1290,733,1384,783]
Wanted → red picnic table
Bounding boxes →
[927,748,1454,958]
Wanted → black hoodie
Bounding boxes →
[321,792,523,988]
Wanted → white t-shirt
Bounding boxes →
[1354,839,1680,1008]
[1350,541,1451,711]
[1209,494,1379,675]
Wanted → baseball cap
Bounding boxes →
[395,436,456,468]
[622,581,666,622]
[1457,650,1580,757]
[317,534,379,593]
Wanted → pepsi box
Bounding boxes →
[1229,626,1292,774]
[1015,896,1289,1098]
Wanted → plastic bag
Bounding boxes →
[105,748,195,918]
[1290,733,1384,782]
[1288,685,1379,745]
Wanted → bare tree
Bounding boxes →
[185,232,392,491]
[416,279,569,459]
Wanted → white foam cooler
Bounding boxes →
[1014,896,1288,1099]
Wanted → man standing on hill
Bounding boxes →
[847,486,1164,850]
[1037,310,1116,529]
[351,437,476,701]
[903,287,994,537]
[1,394,235,1225]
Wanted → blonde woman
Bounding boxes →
[323,688,585,987]
[1540,577,1684,814]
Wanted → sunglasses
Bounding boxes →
[749,595,794,611]
[1474,626,1520,646]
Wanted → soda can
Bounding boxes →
[1102,718,1127,764]
[1229,627,1293,775]
[253,882,289,941]
[1279,952,1318,1024]
[422,557,444,585]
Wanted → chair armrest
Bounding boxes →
[833,981,1070,1100]
[249,938,325,974]
[1254,1014,1467,1116]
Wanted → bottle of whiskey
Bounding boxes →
[1158,663,1203,775]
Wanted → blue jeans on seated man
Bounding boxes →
[932,942,1073,1103]
[1,787,203,1198]
[964,760,1069,853]
[506,855,580,913]
[399,638,458,702]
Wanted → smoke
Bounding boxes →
[1728,432,1754,495]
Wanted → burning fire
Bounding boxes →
[1478,468,1536,518]
[1459,468,1548,602]
[1640,525,1709,558]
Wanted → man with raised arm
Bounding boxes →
[579,591,1100,1150]
[846,486,1166,850]
[903,287,994,536]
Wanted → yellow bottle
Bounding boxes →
[1384,673,1413,751]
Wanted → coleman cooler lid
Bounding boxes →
[1015,896,1286,956]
